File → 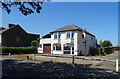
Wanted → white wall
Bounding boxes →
[38,30,96,55]
[0,35,1,46]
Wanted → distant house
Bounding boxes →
[0,24,39,47]
[38,24,96,55]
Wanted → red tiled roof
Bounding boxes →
[50,24,95,37]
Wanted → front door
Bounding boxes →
[43,44,51,54]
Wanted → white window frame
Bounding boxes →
[66,31,74,38]
[54,32,60,39]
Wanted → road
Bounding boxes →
[1,59,120,79]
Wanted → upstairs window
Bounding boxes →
[82,34,84,38]
[16,36,20,42]
[66,31,74,38]
[91,37,94,40]
[54,32,61,39]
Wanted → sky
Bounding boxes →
[1,2,118,46]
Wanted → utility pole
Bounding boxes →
[85,28,86,54]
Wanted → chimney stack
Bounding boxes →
[8,24,15,28]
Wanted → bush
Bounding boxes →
[90,47,113,56]
[1,46,37,54]
[104,47,114,54]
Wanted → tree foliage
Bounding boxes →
[31,38,40,48]
[31,40,38,47]
[99,40,112,47]
[102,41,112,47]
[99,40,103,47]
[1,2,43,16]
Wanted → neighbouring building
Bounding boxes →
[38,24,96,55]
[0,24,39,47]
[111,46,120,51]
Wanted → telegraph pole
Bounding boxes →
[85,28,86,54]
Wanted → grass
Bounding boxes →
[95,62,102,66]
[45,60,92,67]
[104,51,120,59]
[113,71,120,74]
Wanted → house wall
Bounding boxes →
[0,35,1,46]
[2,26,39,47]
[38,30,96,55]
[77,31,96,55]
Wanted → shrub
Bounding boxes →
[90,47,113,56]
[1,46,37,54]
[104,47,113,54]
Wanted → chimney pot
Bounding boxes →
[8,24,15,28]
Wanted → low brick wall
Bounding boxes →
[12,54,29,60]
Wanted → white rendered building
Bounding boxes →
[38,24,96,55]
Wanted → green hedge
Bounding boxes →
[1,46,37,54]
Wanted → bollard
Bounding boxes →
[72,55,75,67]
[116,59,119,72]
[9,53,11,58]
[33,54,35,61]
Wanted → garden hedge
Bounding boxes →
[1,46,37,54]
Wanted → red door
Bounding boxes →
[43,44,51,54]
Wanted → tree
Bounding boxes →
[99,40,103,47]
[1,2,43,16]
[102,40,113,47]
[31,38,40,48]
[31,40,38,47]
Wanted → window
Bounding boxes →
[16,36,20,42]
[66,31,74,38]
[71,31,74,38]
[53,44,61,50]
[82,32,86,38]
[91,37,94,40]
[58,33,60,39]
[82,34,84,38]
[54,32,61,39]
[39,44,42,48]
[54,33,57,39]
[63,44,74,54]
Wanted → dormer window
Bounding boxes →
[54,32,60,39]
[66,31,74,38]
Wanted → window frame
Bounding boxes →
[54,32,61,39]
[53,44,61,50]
[66,31,74,38]
[39,44,42,48]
